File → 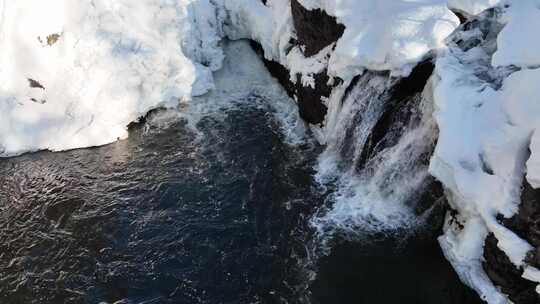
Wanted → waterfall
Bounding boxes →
[310,66,443,245]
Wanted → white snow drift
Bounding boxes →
[0,0,221,156]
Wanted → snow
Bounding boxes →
[431,6,540,300]
[221,0,293,63]
[0,0,221,156]
[448,0,502,15]
[296,0,460,80]
[285,44,333,88]
[438,213,507,304]
[224,0,461,83]
[0,0,482,156]
[492,0,540,68]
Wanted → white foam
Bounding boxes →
[179,40,307,146]
[311,75,439,239]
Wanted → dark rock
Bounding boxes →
[414,178,447,228]
[249,41,331,125]
[454,11,468,24]
[483,234,540,304]
[391,59,435,102]
[293,70,332,125]
[483,177,540,304]
[250,0,347,124]
[290,0,345,57]
[27,78,45,90]
[504,180,540,249]
[250,41,296,98]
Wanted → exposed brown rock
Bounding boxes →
[249,40,332,125]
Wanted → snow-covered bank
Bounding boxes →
[0,0,222,156]
[240,1,540,302]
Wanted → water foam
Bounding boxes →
[143,40,308,148]
[311,73,439,244]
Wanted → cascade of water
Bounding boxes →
[311,70,441,245]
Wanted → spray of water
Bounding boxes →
[311,71,440,248]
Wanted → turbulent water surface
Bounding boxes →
[0,41,482,304]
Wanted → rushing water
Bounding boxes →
[0,41,482,304]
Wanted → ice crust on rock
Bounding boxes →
[492,0,540,68]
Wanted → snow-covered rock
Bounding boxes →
[0,0,222,156]
[297,0,460,80]
[431,7,540,303]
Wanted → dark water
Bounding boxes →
[0,99,482,303]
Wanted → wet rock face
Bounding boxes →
[482,180,540,304]
[293,70,332,125]
[252,0,344,125]
[483,234,540,304]
[249,41,330,125]
[290,0,345,57]
[507,181,540,250]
